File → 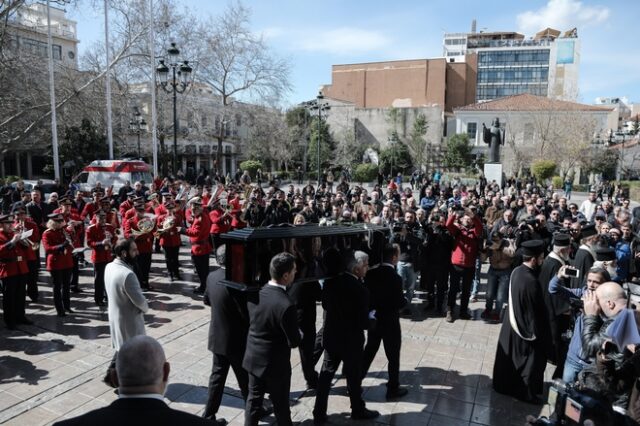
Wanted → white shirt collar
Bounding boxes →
[267,280,287,291]
[118,393,165,401]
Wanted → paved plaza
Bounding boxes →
[0,240,556,426]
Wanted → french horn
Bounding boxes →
[132,217,155,236]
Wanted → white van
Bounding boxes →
[76,160,153,193]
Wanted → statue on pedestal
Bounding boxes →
[482,118,504,163]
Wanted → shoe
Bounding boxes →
[313,413,328,424]
[490,312,501,322]
[400,307,412,316]
[18,318,33,325]
[65,308,74,313]
[257,405,273,419]
[6,323,17,330]
[459,311,472,320]
[175,272,182,280]
[72,287,82,293]
[386,386,409,399]
[170,275,176,282]
[445,311,454,323]
[57,311,66,317]
[351,408,380,420]
[194,288,205,295]
[96,301,105,307]
[480,308,491,320]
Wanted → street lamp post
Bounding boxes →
[307,91,330,186]
[129,108,147,158]
[156,43,192,175]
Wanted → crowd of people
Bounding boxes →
[3,169,640,424]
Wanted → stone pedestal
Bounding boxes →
[484,163,503,187]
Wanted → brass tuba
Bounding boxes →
[154,215,176,237]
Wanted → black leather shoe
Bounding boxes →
[386,386,409,399]
[257,405,273,419]
[57,311,66,317]
[18,318,34,325]
[65,308,74,313]
[313,413,327,424]
[351,408,379,420]
[72,287,82,293]
[193,288,205,295]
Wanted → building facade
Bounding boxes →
[453,94,612,177]
[444,26,580,102]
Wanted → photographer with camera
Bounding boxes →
[390,210,422,315]
[421,213,454,315]
[445,205,483,322]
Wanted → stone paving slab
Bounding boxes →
[0,245,553,425]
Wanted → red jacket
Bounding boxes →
[42,228,74,271]
[446,214,483,268]
[81,202,99,221]
[14,217,40,262]
[14,242,29,275]
[0,230,19,278]
[209,207,231,235]
[186,213,212,256]
[119,200,133,218]
[86,223,117,264]
[124,215,155,254]
[156,212,182,248]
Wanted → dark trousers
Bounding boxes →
[245,372,292,426]
[163,246,180,276]
[314,326,324,365]
[71,254,81,289]
[136,252,152,288]
[203,352,249,419]
[192,254,210,291]
[362,320,401,389]
[448,264,474,312]
[2,275,25,326]
[51,268,71,314]
[94,262,107,304]
[27,259,40,301]
[299,322,319,385]
[422,264,450,309]
[314,347,366,417]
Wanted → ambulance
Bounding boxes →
[76,159,153,193]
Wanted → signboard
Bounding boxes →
[484,163,503,187]
[557,40,575,64]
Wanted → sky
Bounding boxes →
[67,0,639,107]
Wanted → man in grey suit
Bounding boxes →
[105,239,149,351]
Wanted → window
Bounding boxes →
[18,37,62,60]
[467,122,477,141]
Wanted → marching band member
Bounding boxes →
[81,190,104,221]
[0,214,31,329]
[209,198,231,251]
[118,191,136,219]
[56,196,85,293]
[124,201,156,291]
[13,206,41,303]
[86,210,118,306]
[42,213,74,317]
[156,202,182,281]
[184,197,211,294]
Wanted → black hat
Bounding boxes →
[189,197,203,206]
[133,196,144,203]
[100,197,111,204]
[0,214,14,223]
[595,246,616,262]
[59,196,72,205]
[580,224,597,239]
[127,191,136,198]
[48,213,64,221]
[161,191,172,197]
[521,240,545,257]
[96,209,107,217]
[553,233,571,247]
[165,202,176,209]
[147,193,158,201]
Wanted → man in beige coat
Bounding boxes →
[105,239,149,351]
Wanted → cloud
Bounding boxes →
[292,27,392,55]
[516,0,609,35]
[261,26,286,40]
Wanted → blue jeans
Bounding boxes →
[397,261,416,303]
[562,356,584,384]
[471,256,482,296]
[485,267,510,312]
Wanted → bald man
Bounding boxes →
[581,282,628,363]
[55,336,210,426]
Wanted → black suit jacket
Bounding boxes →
[204,267,249,358]
[243,285,301,379]
[322,273,370,354]
[26,201,44,227]
[53,397,211,425]
[287,279,321,330]
[364,264,406,330]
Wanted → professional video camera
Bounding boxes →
[527,379,616,425]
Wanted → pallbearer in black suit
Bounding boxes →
[203,245,249,425]
[362,243,409,399]
[243,252,301,426]
[313,251,380,423]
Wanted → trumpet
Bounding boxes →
[16,220,40,251]
[62,227,74,255]
[103,230,113,250]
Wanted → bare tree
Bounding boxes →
[195,2,291,169]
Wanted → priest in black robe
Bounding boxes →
[493,240,550,403]
[570,224,597,288]
[537,233,572,379]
